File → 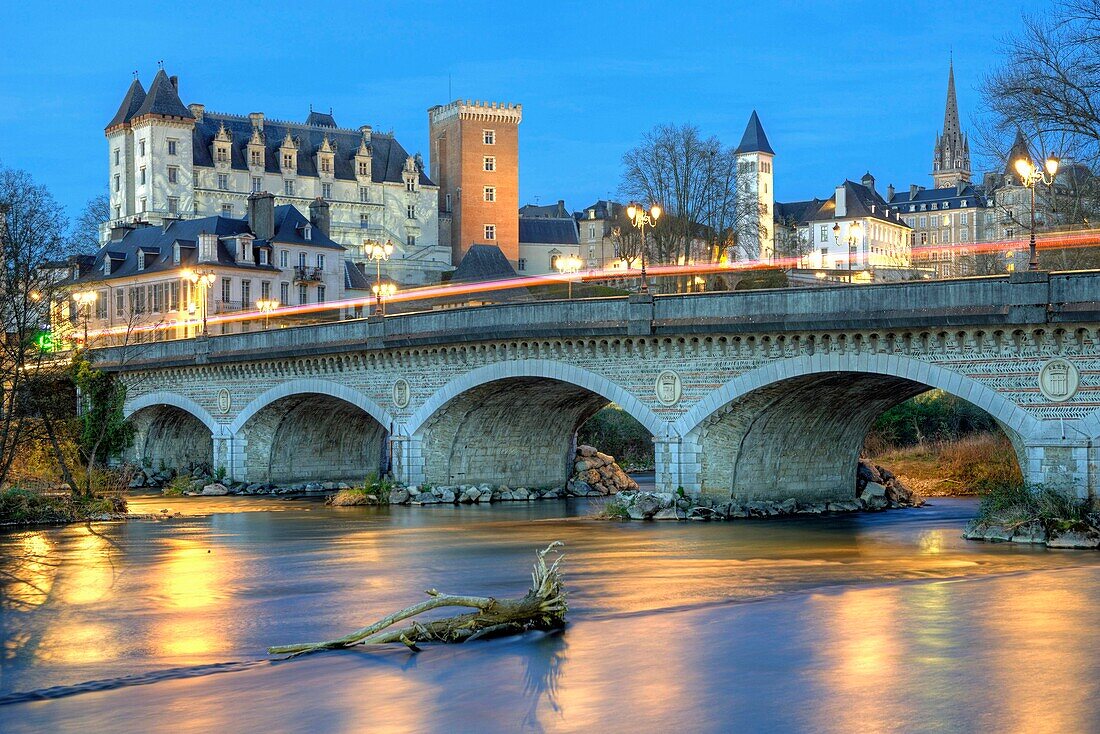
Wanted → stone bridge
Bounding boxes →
[96,271,1100,502]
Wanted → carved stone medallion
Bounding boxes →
[654,370,682,406]
[392,378,411,409]
[1038,359,1080,402]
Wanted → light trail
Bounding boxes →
[82,227,1100,343]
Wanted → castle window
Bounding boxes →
[406,180,415,192]
[251,150,263,167]
[114,174,120,192]
[114,205,121,219]
[322,183,332,199]
[484,224,496,240]
[114,148,120,166]
[115,289,124,317]
[407,204,416,219]
[168,197,179,214]
[484,186,496,202]
[252,176,262,193]
[483,156,496,172]
[168,139,178,156]
[260,250,269,266]
[360,214,370,229]
[321,158,331,173]
[358,161,369,177]
[217,146,228,163]
[407,235,416,248]
[139,139,146,157]
[484,129,495,145]
[222,203,233,216]
[217,174,228,190]
[942,215,950,227]
[518,258,526,271]
[140,197,147,212]
[359,187,369,203]
[284,180,294,196]
[168,166,178,184]
[139,167,146,185]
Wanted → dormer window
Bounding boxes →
[103,258,111,276]
[321,158,331,174]
[251,149,263,167]
[259,249,269,266]
[216,146,228,163]
[358,161,369,177]
[173,242,181,264]
[303,225,312,241]
[283,152,294,169]
[136,250,146,271]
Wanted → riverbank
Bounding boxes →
[0,488,130,526]
[867,432,1022,496]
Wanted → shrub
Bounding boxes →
[162,474,192,497]
[0,487,126,525]
[974,483,1091,533]
[327,488,379,506]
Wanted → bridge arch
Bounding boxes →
[409,360,664,489]
[674,353,1040,500]
[124,391,219,471]
[232,379,395,485]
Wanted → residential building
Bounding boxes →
[428,99,523,268]
[68,192,357,339]
[104,69,447,285]
[517,217,580,275]
[888,182,985,278]
[804,176,912,278]
[574,200,630,270]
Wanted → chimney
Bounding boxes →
[910,184,919,199]
[188,103,205,122]
[248,191,275,241]
[557,199,565,217]
[249,112,265,131]
[861,171,875,192]
[956,180,965,196]
[835,185,847,218]
[309,197,331,237]
[109,222,133,241]
[169,75,179,92]
[359,125,372,143]
[886,184,895,201]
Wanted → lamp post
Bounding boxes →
[625,202,662,293]
[371,281,397,315]
[366,239,395,315]
[182,268,216,335]
[71,290,97,347]
[1014,154,1060,271]
[832,220,864,283]
[555,253,583,299]
[256,298,279,330]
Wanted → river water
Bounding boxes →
[2,495,1100,733]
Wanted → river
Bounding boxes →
[2,494,1100,733]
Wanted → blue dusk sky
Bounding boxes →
[0,0,1052,218]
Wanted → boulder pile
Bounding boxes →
[566,445,638,496]
[857,459,922,509]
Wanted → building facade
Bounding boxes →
[734,111,775,262]
[104,70,447,285]
[804,176,912,277]
[428,100,523,268]
[517,217,580,275]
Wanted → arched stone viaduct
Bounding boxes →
[97,271,1100,502]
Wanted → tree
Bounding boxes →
[68,193,109,255]
[980,0,1100,268]
[619,124,760,288]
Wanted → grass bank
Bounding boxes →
[0,487,127,525]
[867,431,1022,496]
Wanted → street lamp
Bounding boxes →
[256,298,279,329]
[1013,153,1060,271]
[71,290,97,347]
[182,268,216,335]
[625,202,662,293]
[832,220,864,282]
[371,281,397,315]
[555,253,583,299]
[366,239,395,315]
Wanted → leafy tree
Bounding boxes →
[72,354,134,495]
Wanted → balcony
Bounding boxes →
[294,265,324,284]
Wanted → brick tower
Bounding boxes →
[428,100,523,266]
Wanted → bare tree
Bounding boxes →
[68,193,109,255]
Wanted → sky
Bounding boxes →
[0,0,1055,220]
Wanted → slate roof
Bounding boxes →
[519,218,579,245]
[808,181,911,227]
[774,199,825,225]
[193,112,433,186]
[519,201,570,218]
[132,70,194,121]
[888,184,986,209]
[344,260,373,291]
[735,111,774,155]
[75,205,340,284]
[450,244,517,282]
[1004,129,1033,178]
[106,79,147,129]
[574,200,621,221]
[305,110,338,128]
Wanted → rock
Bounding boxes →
[513,488,530,501]
[653,492,675,509]
[859,482,889,510]
[633,493,663,519]
[478,490,493,503]
[777,498,798,515]
[1010,522,1047,544]
[499,490,514,501]
[1047,530,1100,549]
[982,525,1013,542]
[652,508,680,521]
[128,476,145,489]
[439,489,456,503]
[595,452,614,465]
[414,493,440,505]
[201,483,229,496]
[688,506,718,520]
[826,500,862,513]
[577,445,598,457]
[388,488,410,504]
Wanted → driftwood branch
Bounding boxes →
[268,542,566,658]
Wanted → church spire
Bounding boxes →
[932,58,971,188]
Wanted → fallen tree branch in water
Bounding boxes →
[268,542,566,658]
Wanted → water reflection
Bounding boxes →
[154,536,236,659]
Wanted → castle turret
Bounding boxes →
[733,110,775,262]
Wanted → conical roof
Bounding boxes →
[734,110,774,155]
[133,69,193,120]
[1004,129,1033,177]
[106,78,146,130]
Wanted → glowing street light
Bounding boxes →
[366,239,395,315]
[832,220,864,282]
[1014,153,1060,271]
[625,202,662,293]
[371,281,397,315]
[555,253,583,299]
[182,268,217,335]
[71,290,97,346]
[256,298,280,329]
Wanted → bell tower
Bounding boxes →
[932,60,972,188]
